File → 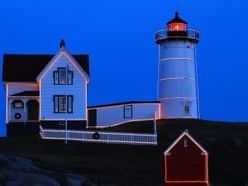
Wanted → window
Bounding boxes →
[124,104,133,118]
[53,67,73,85]
[58,68,66,84]
[184,105,190,114]
[183,101,191,115]
[54,95,73,113]
[12,100,24,109]
[67,96,73,113]
[168,23,187,31]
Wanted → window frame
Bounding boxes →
[183,101,191,115]
[123,104,133,119]
[54,95,73,113]
[12,100,24,109]
[53,67,73,85]
[67,70,73,85]
[67,95,73,113]
[58,67,67,85]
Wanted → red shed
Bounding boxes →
[164,131,209,186]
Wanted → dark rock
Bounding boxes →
[0,154,91,186]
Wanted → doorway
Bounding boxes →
[27,100,39,121]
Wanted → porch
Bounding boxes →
[8,91,40,123]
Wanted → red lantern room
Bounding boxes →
[166,12,188,38]
[156,12,199,44]
[167,12,187,31]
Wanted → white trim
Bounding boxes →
[160,57,193,62]
[39,126,157,145]
[41,128,156,136]
[157,44,161,105]
[39,81,41,120]
[85,83,88,127]
[164,131,208,155]
[194,43,201,118]
[63,50,90,83]
[159,97,196,101]
[205,154,209,181]
[160,77,195,81]
[37,48,89,83]
[163,115,198,119]
[40,136,157,145]
[6,84,8,123]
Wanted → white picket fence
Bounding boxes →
[39,126,157,145]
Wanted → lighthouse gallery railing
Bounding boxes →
[155,29,200,42]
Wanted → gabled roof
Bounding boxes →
[164,130,208,155]
[2,53,89,82]
[36,49,89,83]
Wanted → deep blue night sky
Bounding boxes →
[0,0,247,133]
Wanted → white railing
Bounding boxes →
[155,29,200,42]
[39,126,157,145]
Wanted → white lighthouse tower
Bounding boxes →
[156,12,200,119]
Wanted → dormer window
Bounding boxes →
[58,68,66,84]
[54,67,73,85]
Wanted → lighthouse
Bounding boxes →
[156,12,200,119]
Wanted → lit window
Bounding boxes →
[168,23,187,31]
[12,100,24,109]
[54,95,73,113]
[124,104,133,118]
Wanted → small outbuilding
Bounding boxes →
[164,131,209,186]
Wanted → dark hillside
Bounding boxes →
[2,119,248,185]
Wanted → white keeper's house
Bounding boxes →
[2,12,200,130]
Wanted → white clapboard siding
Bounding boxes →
[91,103,159,127]
[40,55,87,120]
